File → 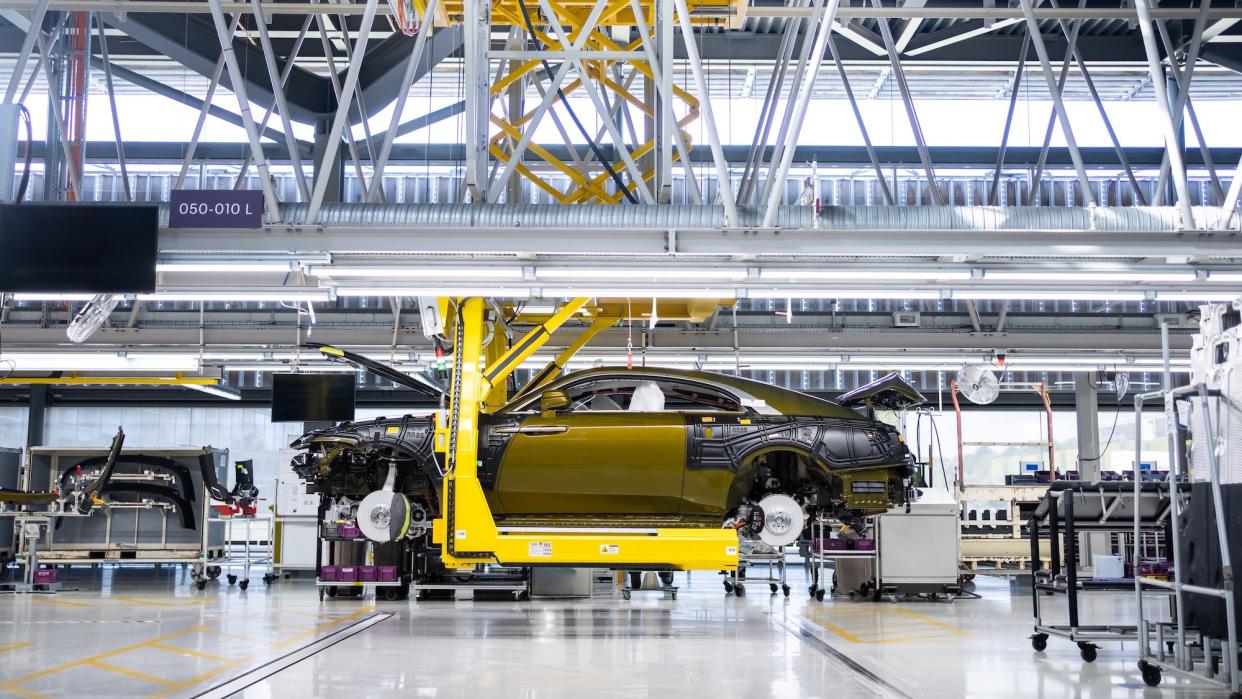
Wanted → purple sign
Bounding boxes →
[169,189,263,229]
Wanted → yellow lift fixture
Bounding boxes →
[430,296,740,571]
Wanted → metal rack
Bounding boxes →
[1028,480,1180,663]
[1132,383,1240,694]
[808,516,878,602]
[725,544,790,598]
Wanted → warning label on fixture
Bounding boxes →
[529,541,552,557]
[599,544,619,555]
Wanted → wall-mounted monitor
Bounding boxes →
[0,203,159,293]
[271,374,357,423]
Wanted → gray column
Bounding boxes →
[1075,371,1101,480]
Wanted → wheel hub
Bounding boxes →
[754,493,805,547]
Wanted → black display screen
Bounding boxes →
[271,374,356,423]
[0,203,159,293]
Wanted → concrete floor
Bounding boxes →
[0,566,1227,698]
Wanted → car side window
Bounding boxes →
[555,378,742,413]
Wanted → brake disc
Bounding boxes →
[754,493,805,547]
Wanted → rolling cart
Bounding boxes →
[1028,480,1181,663]
[726,542,790,598]
[1132,383,1240,695]
[808,516,877,602]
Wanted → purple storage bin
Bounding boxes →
[851,538,876,551]
[377,566,398,582]
[338,566,358,582]
[320,565,340,581]
[33,568,58,584]
[339,524,361,539]
[358,565,378,582]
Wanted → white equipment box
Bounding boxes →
[875,488,961,596]
[273,448,318,572]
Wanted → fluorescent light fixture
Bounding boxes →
[953,290,1145,301]
[537,268,747,281]
[138,290,330,302]
[904,17,1023,56]
[984,270,1198,283]
[157,262,294,273]
[1154,291,1242,302]
[334,286,532,299]
[12,293,97,302]
[187,383,241,400]
[747,289,941,300]
[223,363,358,373]
[1206,272,1242,283]
[310,265,525,279]
[761,268,972,281]
[540,288,735,299]
[0,353,200,372]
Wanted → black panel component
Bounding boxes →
[99,483,196,530]
[1180,482,1242,640]
[686,416,907,473]
[0,203,158,293]
[271,373,357,422]
[837,372,927,413]
[60,454,194,503]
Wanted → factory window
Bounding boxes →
[552,378,742,414]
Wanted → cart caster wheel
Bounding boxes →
[319,589,325,601]
[723,580,734,594]
[238,579,249,591]
[659,572,674,586]
[206,566,222,579]
[808,585,817,598]
[735,583,746,597]
[873,588,882,602]
[770,582,779,594]
[815,589,825,602]
[263,574,277,585]
[227,574,237,586]
[1138,661,1161,687]
[327,586,338,598]
[622,590,631,600]
[629,572,643,590]
[384,588,401,601]
[1031,634,1048,652]
[195,580,207,591]
[782,584,791,597]
[1078,642,1097,663]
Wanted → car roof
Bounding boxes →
[505,365,859,418]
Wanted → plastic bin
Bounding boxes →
[851,538,876,551]
[320,565,340,581]
[338,566,358,582]
[358,565,378,582]
[378,566,398,582]
[339,524,361,539]
[33,568,58,584]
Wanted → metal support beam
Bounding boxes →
[2,0,49,104]
[251,0,311,200]
[872,0,944,205]
[304,0,380,223]
[205,0,281,221]
[1075,371,1101,480]
[1134,0,1198,228]
[991,31,1029,205]
[25,384,48,448]
[369,0,439,203]
[763,0,841,227]
[1018,0,1096,206]
[94,11,128,201]
[829,32,894,205]
[675,0,739,225]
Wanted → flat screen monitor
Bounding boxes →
[1021,462,1041,473]
[271,374,356,423]
[0,203,159,293]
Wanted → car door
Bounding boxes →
[493,377,687,516]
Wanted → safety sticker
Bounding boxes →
[386,426,401,434]
[599,544,619,555]
[455,529,467,539]
[725,546,738,556]
[529,541,553,557]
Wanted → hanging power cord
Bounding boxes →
[514,0,638,203]
[14,104,32,202]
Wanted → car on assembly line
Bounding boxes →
[289,346,924,552]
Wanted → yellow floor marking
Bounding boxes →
[0,623,209,691]
[200,630,252,641]
[1,685,49,699]
[270,608,327,619]
[30,596,93,608]
[817,622,865,643]
[110,596,210,609]
[86,660,176,686]
[147,643,229,661]
[852,635,960,645]
[0,642,33,653]
[147,659,246,699]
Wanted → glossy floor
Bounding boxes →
[0,567,1226,698]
